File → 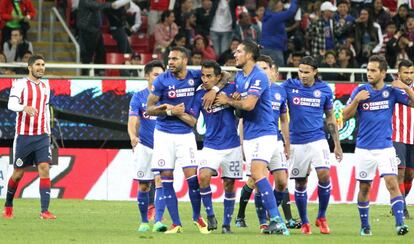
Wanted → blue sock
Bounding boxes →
[200,186,214,217]
[391,196,405,226]
[137,191,149,223]
[256,178,281,219]
[357,201,370,229]
[154,187,165,222]
[254,192,267,225]
[295,186,309,224]
[223,192,236,226]
[162,177,181,226]
[317,181,331,219]
[273,189,284,207]
[187,175,201,221]
[39,178,51,212]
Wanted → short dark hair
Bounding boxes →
[300,56,318,69]
[398,59,413,71]
[144,60,165,75]
[170,46,190,58]
[161,10,174,22]
[191,50,203,57]
[257,55,274,69]
[368,55,388,71]
[201,60,221,76]
[241,40,260,61]
[28,54,44,66]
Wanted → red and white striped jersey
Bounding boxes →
[9,78,51,136]
[392,86,414,144]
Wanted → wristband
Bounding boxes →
[212,86,220,92]
[166,109,172,116]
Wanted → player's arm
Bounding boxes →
[280,112,290,159]
[325,108,343,162]
[8,82,37,116]
[342,90,370,121]
[128,115,140,148]
[202,71,232,109]
[392,79,414,107]
[216,94,259,111]
[171,103,197,127]
[146,93,172,116]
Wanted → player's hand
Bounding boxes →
[334,146,343,162]
[202,89,217,110]
[215,92,229,105]
[130,136,139,149]
[231,92,241,100]
[157,104,173,111]
[171,103,185,116]
[23,106,38,117]
[392,79,409,90]
[354,90,370,102]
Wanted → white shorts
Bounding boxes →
[289,139,330,179]
[198,146,243,179]
[151,129,198,171]
[132,143,158,181]
[355,147,399,181]
[243,135,285,176]
[268,140,288,173]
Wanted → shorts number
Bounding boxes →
[229,161,240,176]
[189,148,196,164]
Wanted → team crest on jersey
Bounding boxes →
[274,93,281,100]
[362,103,370,110]
[168,90,177,98]
[382,90,389,98]
[188,79,194,86]
[15,158,23,167]
[313,89,321,98]
[293,97,300,105]
[359,171,367,178]
[158,159,165,166]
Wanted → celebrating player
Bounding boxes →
[343,55,413,236]
[3,55,56,220]
[281,56,343,235]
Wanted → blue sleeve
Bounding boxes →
[190,91,203,119]
[266,0,298,22]
[347,87,360,105]
[324,86,334,111]
[247,72,268,97]
[193,70,202,87]
[393,88,410,106]
[129,92,141,117]
[152,76,164,97]
[223,82,236,96]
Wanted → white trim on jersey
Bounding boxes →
[393,103,414,145]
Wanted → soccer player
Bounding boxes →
[392,59,414,219]
[343,55,414,236]
[215,40,289,235]
[3,55,56,220]
[128,60,167,232]
[281,56,343,235]
[191,60,243,234]
[146,46,225,234]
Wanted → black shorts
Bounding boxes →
[393,142,414,169]
[13,134,51,168]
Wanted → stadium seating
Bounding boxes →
[130,33,152,53]
[103,33,118,53]
[105,53,125,76]
[139,15,148,33]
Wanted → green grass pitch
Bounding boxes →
[0,199,412,243]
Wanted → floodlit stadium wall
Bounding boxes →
[0,148,411,204]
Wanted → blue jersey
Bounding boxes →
[129,88,156,148]
[349,84,410,149]
[270,83,288,141]
[151,70,201,134]
[192,83,240,150]
[282,78,333,144]
[235,65,278,140]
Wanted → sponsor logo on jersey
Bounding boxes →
[291,168,300,176]
[168,90,177,98]
[359,171,367,178]
[168,88,194,98]
[142,111,156,120]
[206,104,230,113]
[292,96,321,107]
[292,89,299,93]
[272,101,281,110]
[137,171,144,178]
[361,100,389,111]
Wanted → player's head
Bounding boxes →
[201,60,222,90]
[234,40,260,69]
[144,60,165,85]
[28,54,45,79]
[367,55,387,85]
[256,55,277,83]
[398,59,414,86]
[168,46,189,75]
[298,56,318,86]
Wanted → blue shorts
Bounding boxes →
[13,134,51,168]
[393,142,414,169]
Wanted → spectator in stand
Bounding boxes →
[193,34,217,61]
[334,0,355,45]
[3,28,33,63]
[174,0,193,30]
[217,37,240,65]
[233,12,261,43]
[284,0,302,41]
[0,52,15,74]
[104,0,133,54]
[223,55,236,66]
[371,0,391,33]
[182,12,197,46]
[353,7,383,65]
[162,32,189,64]
[125,1,142,35]
[337,47,357,81]
[209,0,243,56]
[14,50,31,74]
[386,30,414,68]
[254,5,265,32]
[195,0,214,37]
[0,0,36,45]
[286,50,303,78]
[260,0,298,67]
[405,16,414,42]
[153,10,179,54]
[393,4,410,31]
[380,21,397,55]
[121,52,142,77]
[190,50,202,65]
[319,50,341,81]
[148,0,171,35]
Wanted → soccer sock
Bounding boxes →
[5,178,20,207]
[281,189,293,220]
[295,186,309,224]
[223,192,236,226]
[317,181,331,219]
[137,191,149,223]
[187,175,201,221]
[357,201,370,228]
[39,178,51,213]
[399,183,405,197]
[273,189,284,207]
[148,181,155,206]
[200,186,214,217]
[161,176,181,226]
[256,178,281,220]
[254,192,267,225]
[154,187,165,223]
[237,184,253,219]
[391,196,405,226]
[404,181,412,196]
